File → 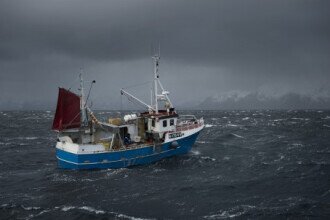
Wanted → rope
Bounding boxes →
[122,80,151,90]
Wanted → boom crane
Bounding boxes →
[120,89,155,112]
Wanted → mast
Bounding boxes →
[152,55,160,114]
[120,53,174,114]
[79,73,88,126]
[80,73,84,110]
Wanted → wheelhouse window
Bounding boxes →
[170,119,174,126]
[163,120,167,127]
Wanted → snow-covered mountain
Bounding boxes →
[198,90,330,110]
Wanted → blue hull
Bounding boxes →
[56,132,200,169]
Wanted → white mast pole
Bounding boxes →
[80,73,85,110]
[79,72,87,126]
[153,55,159,114]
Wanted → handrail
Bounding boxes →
[172,118,204,133]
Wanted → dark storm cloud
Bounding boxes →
[0,0,330,109]
[1,0,329,64]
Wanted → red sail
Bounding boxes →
[52,88,81,131]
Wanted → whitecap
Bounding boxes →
[13,136,38,140]
[203,205,256,219]
[204,210,245,219]
[273,119,285,122]
[242,117,249,121]
[191,150,201,155]
[60,206,106,214]
[25,137,38,140]
[274,155,285,162]
[223,156,230,161]
[323,124,330,128]
[205,124,215,128]
[21,205,41,211]
[231,133,244,138]
[26,209,51,220]
[51,174,77,182]
[322,116,330,119]
[196,140,211,144]
[201,156,216,161]
[79,206,105,214]
[116,213,153,220]
[61,206,76,211]
[291,117,309,121]
[227,123,239,127]
[105,168,129,177]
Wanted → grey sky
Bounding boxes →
[0,0,329,109]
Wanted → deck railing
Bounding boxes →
[174,117,204,132]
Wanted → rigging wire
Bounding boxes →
[122,80,152,90]
[84,80,96,108]
[67,75,80,92]
[120,80,152,111]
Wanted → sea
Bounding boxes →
[0,110,329,219]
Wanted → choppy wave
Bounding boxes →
[0,110,329,219]
[1,204,152,220]
[204,205,256,219]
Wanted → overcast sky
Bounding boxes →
[0,0,329,110]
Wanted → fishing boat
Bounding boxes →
[52,55,204,169]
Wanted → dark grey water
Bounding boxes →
[0,110,329,219]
